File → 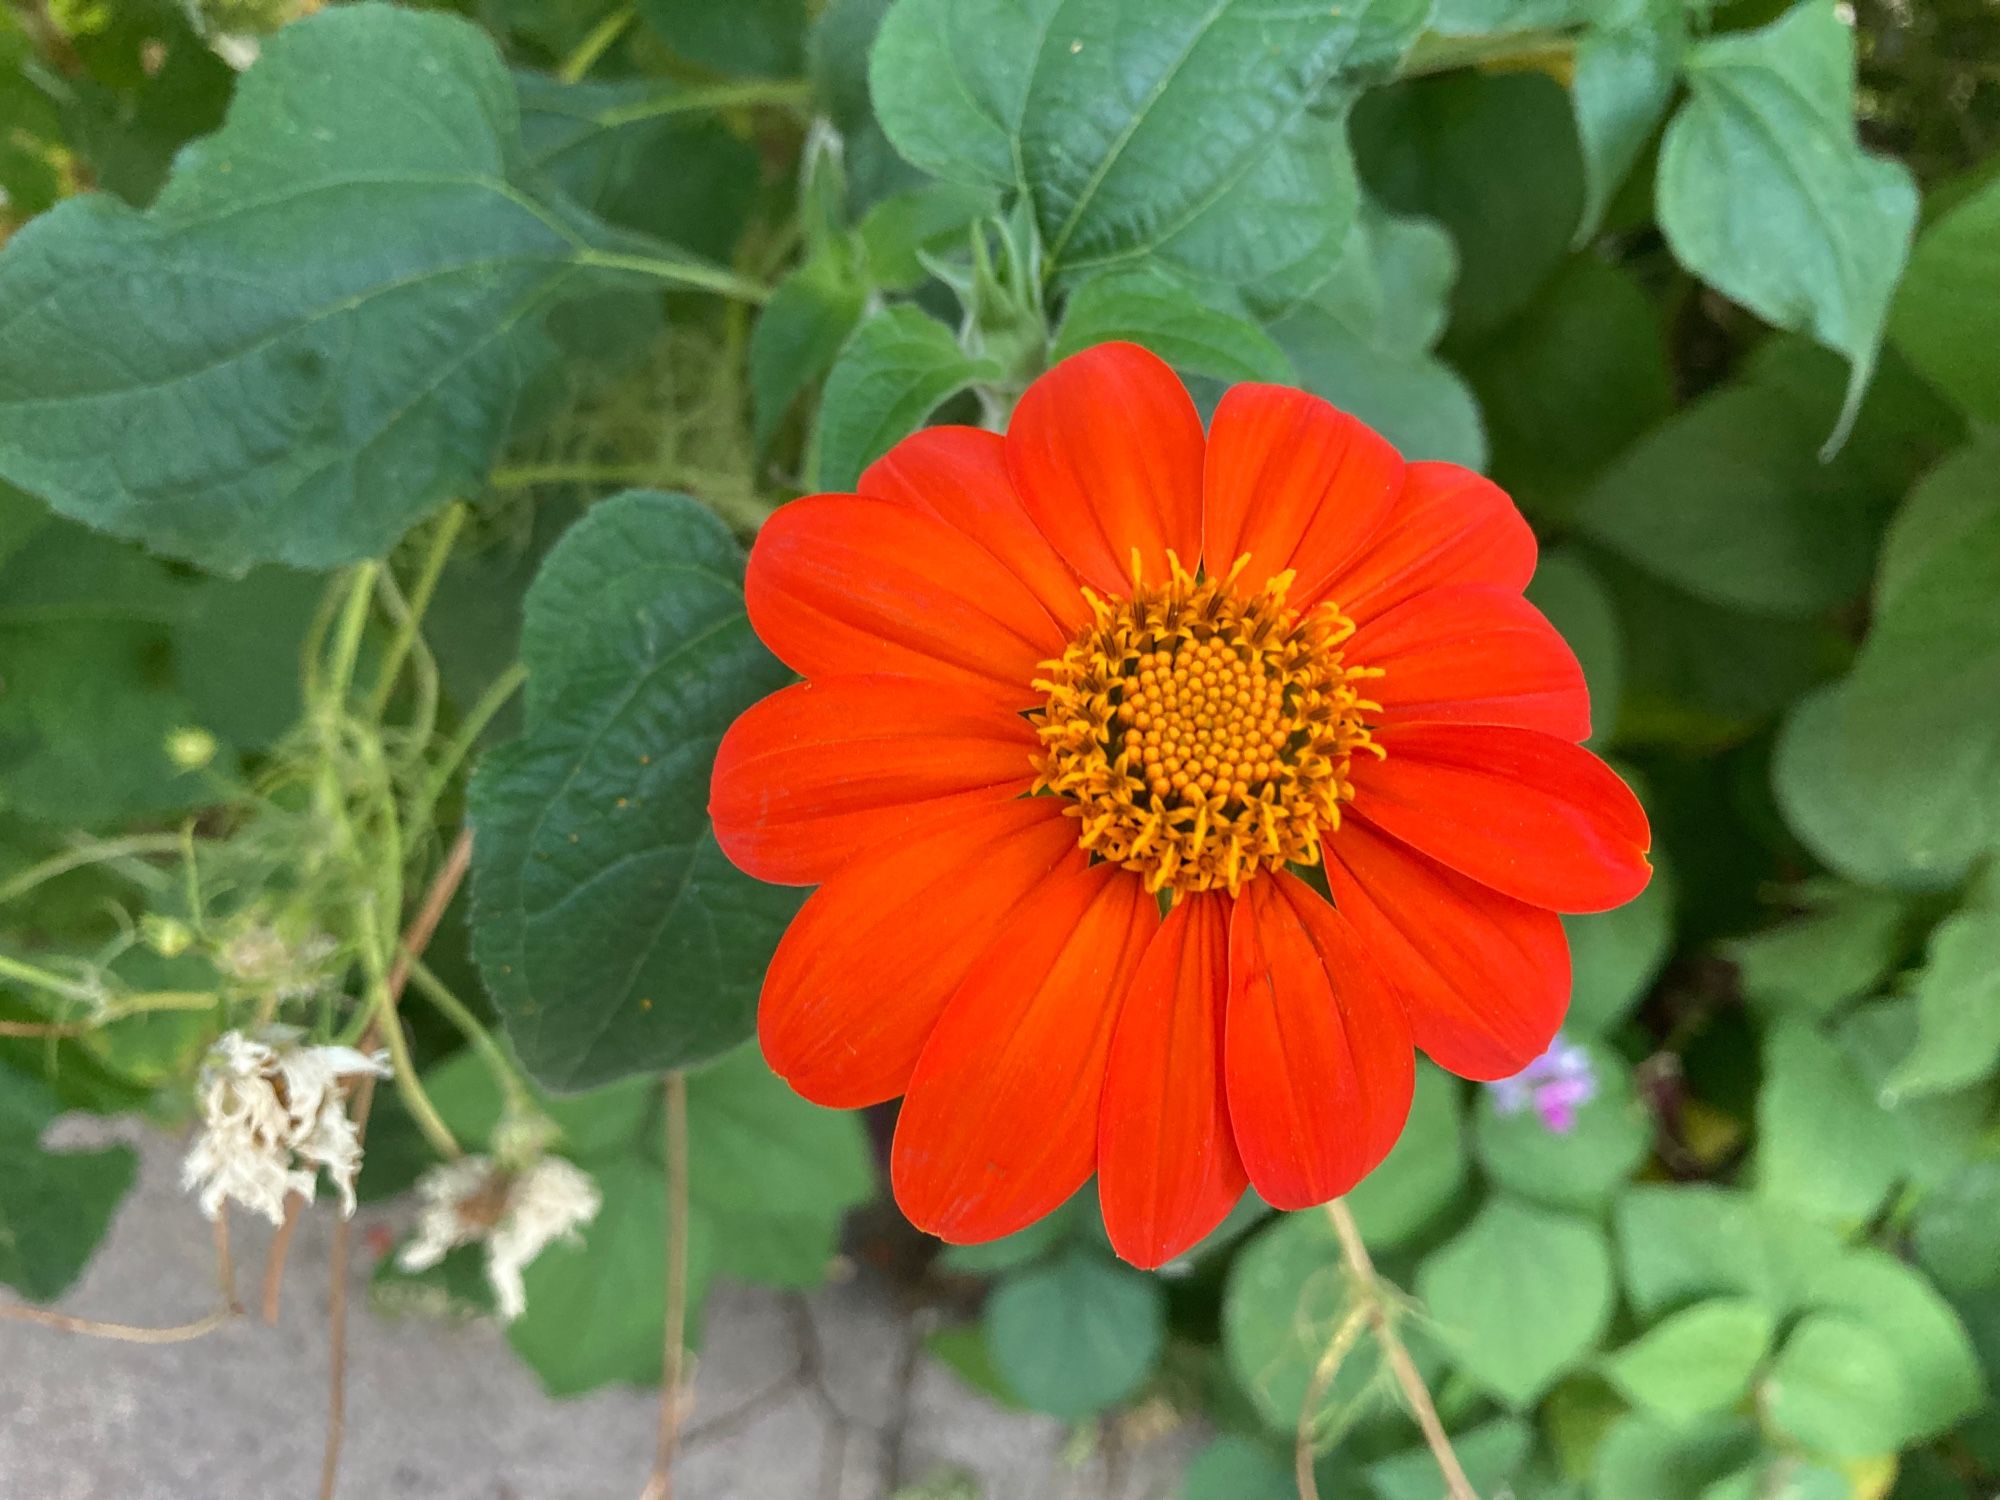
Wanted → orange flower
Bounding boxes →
[710,343,1651,1268]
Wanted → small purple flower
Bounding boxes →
[1488,1036,1598,1135]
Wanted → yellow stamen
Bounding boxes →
[1028,555,1381,900]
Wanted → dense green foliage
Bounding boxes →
[2,0,1997,1495]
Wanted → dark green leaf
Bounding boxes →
[811,304,999,490]
[637,0,806,77]
[1590,1414,1762,1500]
[1224,1209,1387,1433]
[1528,549,1624,748]
[469,492,798,1090]
[1054,265,1293,382]
[1890,168,2000,421]
[984,1248,1166,1418]
[0,5,691,573]
[856,182,998,291]
[750,262,869,454]
[1365,1418,1532,1500]
[1182,1436,1292,1500]
[1418,1198,1615,1407]
[1564,858,1675,1037]
[1720,882,1907,1021]
[0,1068,136,1301]
[1915,1160,2000,1293]
[1656,0,1918,445]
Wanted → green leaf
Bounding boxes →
[1604,1298,1775,1422]
[1465,259,1671,522]
[0,1069,136,1301]
[1354,70,1583,339]
[1182,1436,1292,1500]
[1764,1313,1913,1458]
[1365,1417,1532,1500]
[1570,1,1685,242]
[936,1194,1081,1275]
[0,4,696,573]
[1564,858,1675,1039]
[1591,1414,1761,1500]
[811,305,999,491]
[1915,1160,2000,1293]
[856,182,999,291]
[1265,205,1485,468]
[1342,1062,1467,1250]
[636,0,806,77]
[1614,1184,1846,1319]
[514,73,760,263]
[750,262,869,454]
[870,0,1429,282]
[1835,999,1991,1194]
[810,0,893,133]
[1224,1209,1381,1434]
[469,492,799,1091]
[1528,549,1624,750]
[984,1247,1166,1418]
[1891,169,2000,421]
[1889,908,2000,1097]
[1773,438,2000,890]
[1758,1021,1903,1227]
[1655,0,1918,447]
[1054,266,1293,383]
[1418,1198,1616,1407]
[1801,1248,1985,1447]
[1475,1042,1652,1210]
[1719,882,1907,1021]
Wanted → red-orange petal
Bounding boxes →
[710,675,1037,885]
[1201,383,1403,605]
[1004,342,1205,595]
[745,493,1062,706]
[859,425,1091,636]
[760,799,1084,1108]
[1321,461,1537,622]
[1324,820,1569,1082]
[1349,584,1591,741]
[1353,723,1652,914]
[1097,891,1246,1269]
[892,862,1158,1244]
[1225,874,1414,1210]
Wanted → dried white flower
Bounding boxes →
[181,1027,388,1225]
[398,1154,601,1322]
[216,925,339,1002]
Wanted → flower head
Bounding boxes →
[1488,1036,1599,1134]
[181,1027,388,1224]
[710,343,1651,1268]
[398,1154,601,1322]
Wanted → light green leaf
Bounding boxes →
[1571,1,1685,241]
[811,305,1000,490]
[1591,1414,1761,1500]
[1720,882,1907,1021]
[0,5,709,573]
[1614,1184,1847,1319]
[1418,1198,1615,1407]
[1915,1160,2000,1293]
[1564,855,1675,1038]
[1604,1298,1775,1422]
[1773,438,2000,890]
[1224,1209,1386,1434]
[1528,550,1625,749]
[1757,1021,1903,1227]
[1764,1313,1913,1458]
[937,1194,1082,1275]
[984,1248,1166,1418]
[1182,1436,1292,1500]
[856,182,999,291]
[1270,305,1486,468]
[1342,1062,1467,1251]
[1054,265,1293,383]
[868,0,1062,190]
[469,492,799,1091]
[1365,1417,1532,1500]
[750,262,869,454]
[1890,908,2000,1097]
[1891,166,2000,420]
[1656,0,1918,447]
[1475,1043,1652,1210]
[1835,999,1990,1194]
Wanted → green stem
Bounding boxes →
[322,564,381,709]
[415,663,528,825]
[0,833,187,908]
[1399,28,1576,80]
[405,957,533,1110]
[594,77,813,130]
[353,904,459,1160]
[574,249,772,305]
[368,504,464,720]
[490,461,751,492]
[0,952,104,1007]
[558,1,635,84]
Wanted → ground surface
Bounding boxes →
[0,1124,1193,1500]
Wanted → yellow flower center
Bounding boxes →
[1029,553,1382,899]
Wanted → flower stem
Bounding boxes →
[1323,1200,1478,1500]
[405,956,534,1111]
[368,503,464,721]
[0,832,187,907]
[593,77,813,130]
[1295,1300,1372,1499]
[415,663,527,826]
[574,249,772,305]
[558,1,634,83]
[642,1072,693,1500]
[323,563,380,708]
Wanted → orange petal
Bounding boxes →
[860,425,1091,635]
[760,799,1084,1107]
[1349,584,1591,741]
[892,862,1158,1244]
[746,493,1062,707]
[1226,873,1414,1210]
[1321,461,1536,622]
[1201,382,1403,603]
[1353,723,1652,914]
[710,675,1037,885]
[1004,343,1205,594]
[1097,891,1246,1269]
[1324,820,1569,1082]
